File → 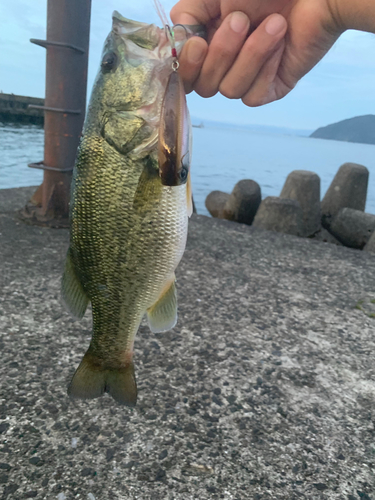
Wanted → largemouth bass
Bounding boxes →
[61,12,196,406]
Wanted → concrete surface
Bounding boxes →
[1,187,375,500]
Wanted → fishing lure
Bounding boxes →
[158,23,191,188]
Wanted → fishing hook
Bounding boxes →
[165,24,179,71]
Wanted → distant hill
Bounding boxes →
[310,115,375,145]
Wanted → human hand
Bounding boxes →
[170,0,351,106]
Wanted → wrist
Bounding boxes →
[327,0,375,33]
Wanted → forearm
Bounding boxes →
[329,0,375,33]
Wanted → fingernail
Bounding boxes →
[187,39,205,64]
[230,11,249,34]
[265,15,286,36]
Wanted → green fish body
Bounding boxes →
[61,12,193,406]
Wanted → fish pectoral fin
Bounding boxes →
[68,351,137,407]
[187,171,193,217]
[61,250,89,319]
[147,278,178,333]
[133,157,161,213]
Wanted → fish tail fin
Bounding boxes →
[68,352,106,400]
[68,352,137,407]
[105,364,137,407]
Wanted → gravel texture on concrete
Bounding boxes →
[1,187,375,500]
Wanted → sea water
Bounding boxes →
[1,122,374,216]
[0,123,44,189]
[191,125,375,216]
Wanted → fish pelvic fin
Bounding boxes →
[61,249,89,319]
[147,277,177,333]
[68,352,137,407]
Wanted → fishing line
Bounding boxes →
[165,24,179,71]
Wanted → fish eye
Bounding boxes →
[101,51,118,73]
[179,166,188,182]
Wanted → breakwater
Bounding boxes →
[206,162,375,252]
[0,93,44,126]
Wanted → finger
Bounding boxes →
[241,40,294,106]
[194,11,250,98]
[170,0,220,26]
[177,37,208,94]
[219,14,287,99]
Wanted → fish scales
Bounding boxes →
[71,138,187,354]
[61,12,192,406]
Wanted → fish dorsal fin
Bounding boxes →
[186,171,193,217]
[147,277,177,333]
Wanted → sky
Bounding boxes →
[1,0,375,131]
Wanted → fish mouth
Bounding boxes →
[111,10,207,55]
[112,11,163,51]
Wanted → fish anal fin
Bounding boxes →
[61,250,89,319]
[68,351,137,407]
[187,171,193,217]
[147,278,177,333]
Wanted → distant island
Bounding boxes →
[310,115,375,145]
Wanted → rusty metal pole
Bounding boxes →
[21,0,91,227]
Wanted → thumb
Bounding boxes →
[170,0,219,26]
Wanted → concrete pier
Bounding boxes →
[1,187,375,499]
